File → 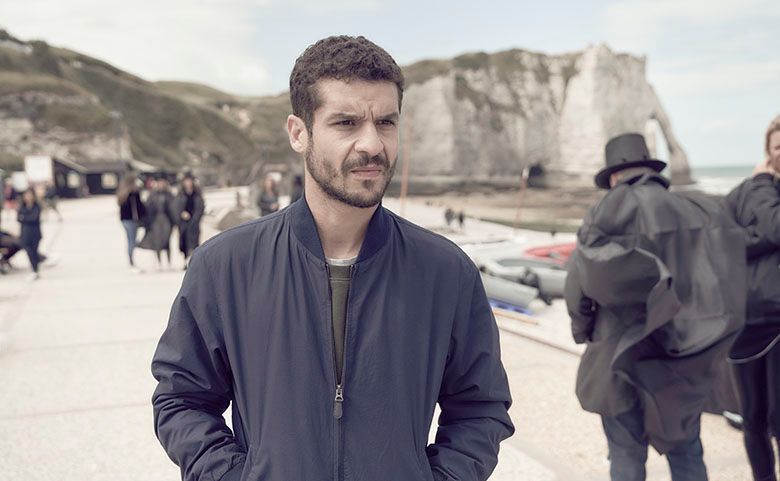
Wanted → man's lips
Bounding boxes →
[350,165,384,176]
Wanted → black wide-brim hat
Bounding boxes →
[594,132,667,189]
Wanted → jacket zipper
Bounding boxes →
[326,264,354,481]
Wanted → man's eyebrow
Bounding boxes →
[377,112,400,121]
[326,112,362,121]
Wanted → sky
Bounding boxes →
[1,0,778,168]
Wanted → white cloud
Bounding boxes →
[286,0,381,14]
[652,60,780,96]
[604,0,764,51]
[0,0,273,95]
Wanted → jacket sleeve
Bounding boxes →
[151,252,246,481]
[724,180,778,259]
[192,193,206,223]
[746,174,780,244]
[565,251,596,344]
[427,268,514,481]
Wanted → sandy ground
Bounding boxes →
[403,188,604,232]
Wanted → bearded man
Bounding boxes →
[151,35,513,481]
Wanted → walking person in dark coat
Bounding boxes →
[139,178,176,270]
[17,188,43,280]
[174,173,204,268]
[117,176,146,273]
[725,115,780,481]
[151,36,513,481]
[565,133,747,481]
[256,175,280,216]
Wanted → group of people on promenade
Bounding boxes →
[0,184,56,280]
[566,118,780,481]
[117,173,204,273]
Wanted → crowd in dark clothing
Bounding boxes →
[567,121,780,481]
[0,188,47,279]
[117,173,204,272]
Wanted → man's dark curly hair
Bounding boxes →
[290,35,404,132]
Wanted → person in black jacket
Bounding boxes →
[725,115,780,481]
[173,173,204,268]
[151,36,513,481]
[117,175,146,273]
[17,188,43,280]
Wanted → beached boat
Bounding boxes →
[480,272,539,309]
[480,256,567,301]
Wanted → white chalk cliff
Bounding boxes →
[401,44,691,187]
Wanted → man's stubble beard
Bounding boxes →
[305,140,397,209]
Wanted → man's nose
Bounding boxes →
[354,124,383,158]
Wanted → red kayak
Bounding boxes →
[523,242,576,266]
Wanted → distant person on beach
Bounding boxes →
[173,173,204,268]
[17,188,43,280]
[138,178,175,270]
[256,175,280,216]
[724,114,780,481]
[152,35,513,481]
[444,206,454,226]
[117,175,146,274]
[457,210,465,230]
[565,132,746,481]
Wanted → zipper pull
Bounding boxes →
[333,385,344,419]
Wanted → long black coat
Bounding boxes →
[139,191,175,251]
[17,202,42,246]
[173,189,204,256]
[565,173,747,452]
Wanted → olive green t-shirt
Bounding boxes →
[327,257,356,385]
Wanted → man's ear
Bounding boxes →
[287,115,308,154]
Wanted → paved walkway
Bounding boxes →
[0,192,755,480]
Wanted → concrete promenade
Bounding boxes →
[0,191,754,481]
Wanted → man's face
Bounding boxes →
[303,79,399,208]
[768,130,780,174]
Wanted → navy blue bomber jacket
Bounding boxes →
[151,198,514,481]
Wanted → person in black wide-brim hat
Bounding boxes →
[594,132,667,189]
[566,132,748,480]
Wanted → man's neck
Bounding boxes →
[305,184,378,260]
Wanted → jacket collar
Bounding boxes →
[289,195,390,263]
